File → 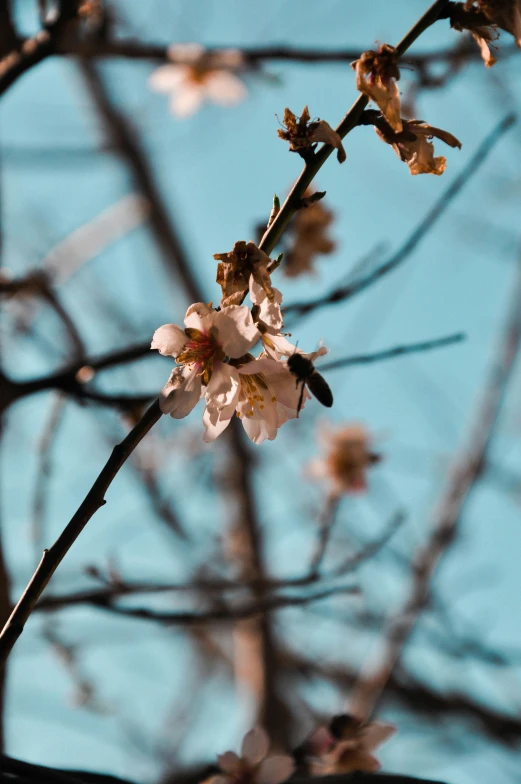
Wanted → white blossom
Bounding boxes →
[151,303,259,420]
[203,354,308,444]
[149,43,247,117]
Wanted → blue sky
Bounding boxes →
[3,2,521,784]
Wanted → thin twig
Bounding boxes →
[320,332,465,373]
[0,399,162,663]
[35,584,359,627]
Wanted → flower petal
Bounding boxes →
[257,756,295,784]
[185,302,213,323]
[237,357,284,376]
[203,776,231,784]
[309,121,346,163]
[241,415,267,444]
[149,65,186,92]
[304,345,328,363]
[360,722,396,752]
[217,752,241,775]
[268,371,306,410]
[472,32,497,67]
[334,749,380,773]
[255,284,283,330]
[159,366,202,418]
[202,399,236,441]
[261,333,297,360]
[206,363,240,408]
[241,727,269,765]
[215,306,260,357]
[214,49,245,68]
[167,42,205,63]
[151,324,187,357]
[204,71,247,106]
[170,85,205,117]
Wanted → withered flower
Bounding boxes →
[376,119,461,176]
[277,106,346,163]
[214,240,275,307]
[284,195,335,278]
[470,0,521,46]
[351,44,402,132]
[451,3,499,66]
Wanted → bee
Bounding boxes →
[287,351,333,416]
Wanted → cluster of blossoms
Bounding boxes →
[149,43,247,117]
[152,240,329,444]
[308,423,381,496]
[204,717,395,784]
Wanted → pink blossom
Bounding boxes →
[203,728,294,784]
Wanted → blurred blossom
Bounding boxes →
[149,43,247,117]
[283,196,335,278]
[203,727,295,784]
[352,44,402,132]
[308,715,396,774]
[308,423,381,495]
[376,119,462,175]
